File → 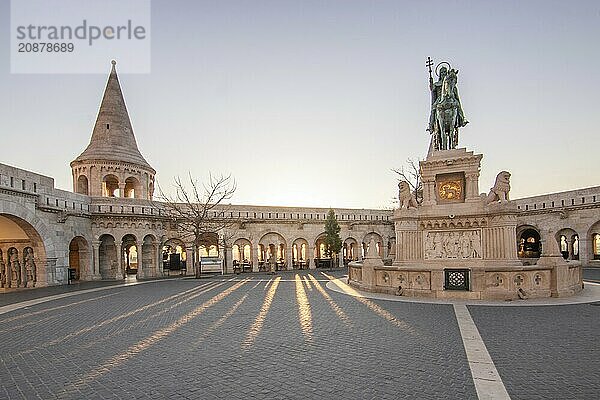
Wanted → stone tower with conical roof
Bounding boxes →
[71,61,155,199]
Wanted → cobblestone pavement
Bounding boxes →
[469,304,600,400]
[0,269,597,399]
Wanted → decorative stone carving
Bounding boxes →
[0,249,5,288]
[8,248,20,286]
[366,238,379,258]
[398,181,418,209]
[485,171,511,204]
[423,230,482,259]
[23,247,36,287]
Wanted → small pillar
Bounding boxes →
[115,243,123,279]
[361,239,383,290]
[252,246,259,272]
[185,246,195,276]
[224,246,233,274]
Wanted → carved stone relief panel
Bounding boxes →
[423,230,482,260]
[376,270,391,287]
[409,271,431,290]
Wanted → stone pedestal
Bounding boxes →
[349,146,581,300]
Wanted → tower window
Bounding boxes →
[106,124,109,129]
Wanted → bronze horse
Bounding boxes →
[434,69,460,150]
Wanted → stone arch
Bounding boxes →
[233,238,252,263]
[124,176,141,199]
[555,228,578,260]
[343,237,359,263]
[98,234,117,279]
[314,232,327,259]
[122,234,139,277]
[0,204,54,287]
[516,225,541,259]
[199,232,219,257]
[259,232,287,270]
[69,236,90,281]
[77,175,89,195]
[162,238,187,273]
[588,220,600,261]
[102,174,120,197]
[292,237,309,269]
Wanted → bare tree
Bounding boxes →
[392,158,423,205]
[157,173,238,277]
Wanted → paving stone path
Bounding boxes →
[0,270,598,399]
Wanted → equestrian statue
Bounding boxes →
[426,57,468,151]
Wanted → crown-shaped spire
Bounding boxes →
[72,60,153,170]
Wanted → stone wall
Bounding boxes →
[0,161,598,290]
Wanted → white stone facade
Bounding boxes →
[0,64,598,290]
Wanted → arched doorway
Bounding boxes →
[343,237,359,265]
[292,238,309,269]
[162,238,187,275]
[122,234,139,278]
[69,236,90,281]
[199,232,219,257]
[98,234,117,279]
[233,238,252,272]
[198,232,221,274]
[259,232,287,271]
[517,228,541,259]
[314,233,331,268]
[0,214,46,288]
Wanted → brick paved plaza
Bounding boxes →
[0,270,599,399]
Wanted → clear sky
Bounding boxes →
[1,0,599,209]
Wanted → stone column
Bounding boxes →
[422,178,436,206]
[92,240,101,278]
[136,244,145,279]
[156,242,164,277]
[252,244,259,273]
[118,183,126,198]
[224,245,233,274]
[308,244,315,269]
[115,243,123,279]
[287,244,293,270]
[185,246,195,276]
[578,237,590,266]
[381,238,387,259]
[465,172,480,201]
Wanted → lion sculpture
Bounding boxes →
[485,171,511,204]
[398,181,418,209]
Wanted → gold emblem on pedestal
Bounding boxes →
[439,181,463,200]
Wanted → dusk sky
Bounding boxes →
[1,0,599,209]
